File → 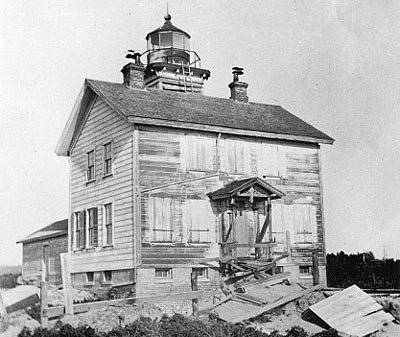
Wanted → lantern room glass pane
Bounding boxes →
[160,32,172,47]
[173,33,184,49]
[149,34,160,50]
[183,36,190,50]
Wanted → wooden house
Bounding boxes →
[55,15,334,295]
[17,219,68,285]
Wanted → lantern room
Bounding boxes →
[146,14,191,66]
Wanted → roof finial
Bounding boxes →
[164,3,171,21]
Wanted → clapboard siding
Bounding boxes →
[70,97,134,272]
[138,127,325,268]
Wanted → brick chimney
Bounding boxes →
[228,67,248,103]
[121,52,145,89]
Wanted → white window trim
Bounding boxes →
[86,147,96,183]
[103,141,114,177]
[85,206,98,248]
[103,201,114,247]
[154,268,173,283]
[73,211,83,251]
[85,272,94,285]
[103,270,113,285]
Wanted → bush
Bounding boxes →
[18,315,338,337]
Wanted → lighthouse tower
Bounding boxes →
[143,14,211,93]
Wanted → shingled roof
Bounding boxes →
[56,79,333,156]
[17,219,68,244]
[90,79,332,139]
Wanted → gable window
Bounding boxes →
[74,211,85,249]
[103,142,112,176]
[87,207,98,247]
[187,199,210,243]
[104,203,113,246]
[87,150,95,182]
[150,197,175,242]
[155,268,172,279]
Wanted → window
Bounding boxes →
[276,266,284,274]
[103,143,112,176]
[87,208,98,247]
[104,203,113,245]
[86,272,94,284]
[155,268,172,279]
[192,268,208,279]
[187,199,210,243]
[299,266,312,275]
[87,150,95,182]
[74,211,85,249]
[104,270,112,283]
[150,197,175,242]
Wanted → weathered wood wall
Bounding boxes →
[138,126,326,268]
[22,236,67,285]
[70,97,134,273]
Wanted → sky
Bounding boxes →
[1,0,400,265]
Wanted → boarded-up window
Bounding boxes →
[221,138,250,174]
[257,143,286,178]
[272,202,317,245]
[186,199,211,243]
[87,207,98,247]
[150,197,176,242]
[185,135,215,171]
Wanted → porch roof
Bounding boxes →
[208,177,285,201]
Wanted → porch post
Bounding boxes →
[267,197,273,260]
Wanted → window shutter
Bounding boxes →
[93,207,98,247]
[79,211,85,248]
[70,213,74,249]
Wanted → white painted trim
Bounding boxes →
[102,200,115,247]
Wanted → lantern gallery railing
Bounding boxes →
[142,48,202,68]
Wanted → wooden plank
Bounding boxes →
[225,284,322,323]
[60,253,73,316]
[40,281,48,328]
[45,290,205,319]
[219,242,277,248]
[191,272,199,317]
[236,272,291,288]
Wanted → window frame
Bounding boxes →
[103,142,113,177]
[299,265,312,276]
[86,207,98,248]
[155,268,173,281]
[103,270,112,284]
[74,211,85,250]
[103,202,114,246]
[192,267,208,280]
[86,149,96,183]
[86,272,94,285]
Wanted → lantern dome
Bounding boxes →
[145,14,191,65]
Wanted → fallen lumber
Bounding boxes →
[224,284,322,323]
[199,294,235,314]
[44,290,204,319]
[235,272,291,288]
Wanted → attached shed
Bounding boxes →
[17,219,68,285]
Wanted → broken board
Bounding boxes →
[309,285,394,337]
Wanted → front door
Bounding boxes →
[235,210,255,258]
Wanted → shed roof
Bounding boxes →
[17,219,68,244]
[56,79,334,156]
